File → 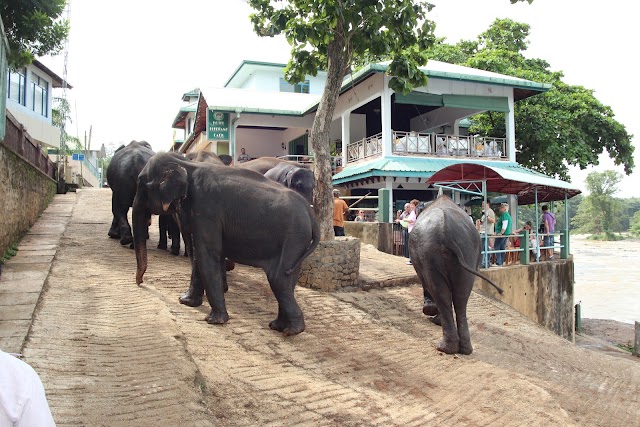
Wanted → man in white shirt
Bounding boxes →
[0,350,56,426]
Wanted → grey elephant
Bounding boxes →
[409,196,503,355]
[132,152,319,336]
[238,157,314,204]
[106,141,155,246]
[106,140,180,250]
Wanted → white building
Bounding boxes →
[171,59,580,220]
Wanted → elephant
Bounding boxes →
[158,214,181,255]
[408,196,504,355]
[238,157,314,204]
[132,152,320,336]
[185,150,225,165]
[106,141,155,246]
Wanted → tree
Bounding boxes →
[630,210,640,237]
[571,170,624,236]
[52,97,80,153]
[247,1,535,240]
[428,18,635,182]
[1,0,69,68]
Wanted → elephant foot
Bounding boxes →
[436,338,460,355]
[458,341,473,355]
[157,242,168,250]
[225,259,235,272]
[205,310,229,324]
[429,313,442,326]
[184,251,189,258]
[108,230,120,239]
[179,293,203,307]
[120,235,133,246]
[170,247,180,256]
[423,301,438,317]
[269,318,305,336]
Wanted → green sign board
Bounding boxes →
[207,110,229,141]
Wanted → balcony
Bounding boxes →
[346,131,508,164]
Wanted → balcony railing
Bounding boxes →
[345,131,508,164]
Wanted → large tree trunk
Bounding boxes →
[311,38,347,241]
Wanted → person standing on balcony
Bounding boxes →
[541,205,556,260]
[494,203,512,266]
[237,147,250,163]
[333,189,349,236]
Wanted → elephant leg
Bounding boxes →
[179,235,204,306]
[157,215,168,250]
[115,207,133,246]
[414,262,439,317]
[429,276,460,354]
[192,241,228,324]
[266,267,305,336]
[168,217,181,256]
[108,216,120,239]
[453,277,475,355]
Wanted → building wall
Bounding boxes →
[6,62,58,148]
[0,143,56,256]
[242,69,327,95]
[236,128,284,159]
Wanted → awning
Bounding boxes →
[427,162,581,204]
[394,92,509,112]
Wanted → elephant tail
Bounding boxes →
[450,241,504,294]
[286,209,321,275]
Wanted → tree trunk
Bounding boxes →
[311,38,347,241]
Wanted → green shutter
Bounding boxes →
[394,92,444,107]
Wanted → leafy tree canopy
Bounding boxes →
[428,18,635,181]
[1,0,69,68]
[571,170,625,236]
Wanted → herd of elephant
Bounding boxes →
[106,140,503,354]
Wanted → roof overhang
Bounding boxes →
[427,162,581,204]
[32,60,72,89]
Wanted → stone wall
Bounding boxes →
[297,237,360,292]
[344,222,393,254]
[0,143,56,256]
[474,258,575,341]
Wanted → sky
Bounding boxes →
[44,0,638,198]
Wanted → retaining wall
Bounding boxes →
[0,143,56,256]
[298,237,361,292]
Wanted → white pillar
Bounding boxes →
[386,179,394,222]
[506,94,516,162]
[341,112,350,168]
[381,76,393,157]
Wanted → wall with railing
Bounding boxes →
[345,130,507,164]
[3,110,56,179]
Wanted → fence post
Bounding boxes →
[634,321,639,357]
[378,188,390,223]
[561,230,569,259]
[520,230,530,265]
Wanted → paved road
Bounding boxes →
[2,189,639,426]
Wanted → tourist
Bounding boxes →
[237,147,250,163]
[333,189,349,236]
[494,203,512,266]
[541,205,556,260]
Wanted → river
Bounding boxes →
[571,235,640,325]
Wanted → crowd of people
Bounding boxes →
[332,190,557,266]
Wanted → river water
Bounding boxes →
[571,235,640,325]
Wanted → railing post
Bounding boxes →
[520,231,530,265]
[378,188,390,223]
[561,230,569,259]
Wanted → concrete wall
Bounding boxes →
[344,221,394,254]
[0,143,56,255]
[474,259,575,342]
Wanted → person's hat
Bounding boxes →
[500,202,508,207]
[332,189,340,194]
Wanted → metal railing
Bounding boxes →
[479,231,565,267]
[345,130,508,164]
[2,111,56,179]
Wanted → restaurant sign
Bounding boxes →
[207,110,229,141]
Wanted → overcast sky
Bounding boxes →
[44,0,638,197]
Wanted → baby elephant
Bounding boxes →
[409,196,503,355]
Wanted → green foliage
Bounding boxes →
[571,171,625,237]
[630,210,640,237]
[1,242,19,263]
[52,97,82,153]
[428,18,635,182]
[1,0,70,69]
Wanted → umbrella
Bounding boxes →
[464,196,484,206]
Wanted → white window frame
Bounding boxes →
[30,72,49,117]
[7,68,27,105]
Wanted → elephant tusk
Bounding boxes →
[162,202,171,212]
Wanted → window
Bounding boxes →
[7,68,27,105]
[279,77,310,94]
[31,72,49,117]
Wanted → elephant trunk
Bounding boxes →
[132,200,150,285]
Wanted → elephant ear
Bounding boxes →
[158,163,188,212]
[285,168,297,187]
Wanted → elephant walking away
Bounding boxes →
[238,157,314,204]
[106,141,155,247]
[409,196,503,355]
[133,153,319,336]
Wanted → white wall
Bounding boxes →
[235,128,285,159]
[241,69,327,95]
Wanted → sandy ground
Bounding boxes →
[19,189,640,426]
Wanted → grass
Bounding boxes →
[616,342,635,353]
[1,243,19,263]
[587,232,626,241]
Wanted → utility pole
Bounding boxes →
[56,1,72,194]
